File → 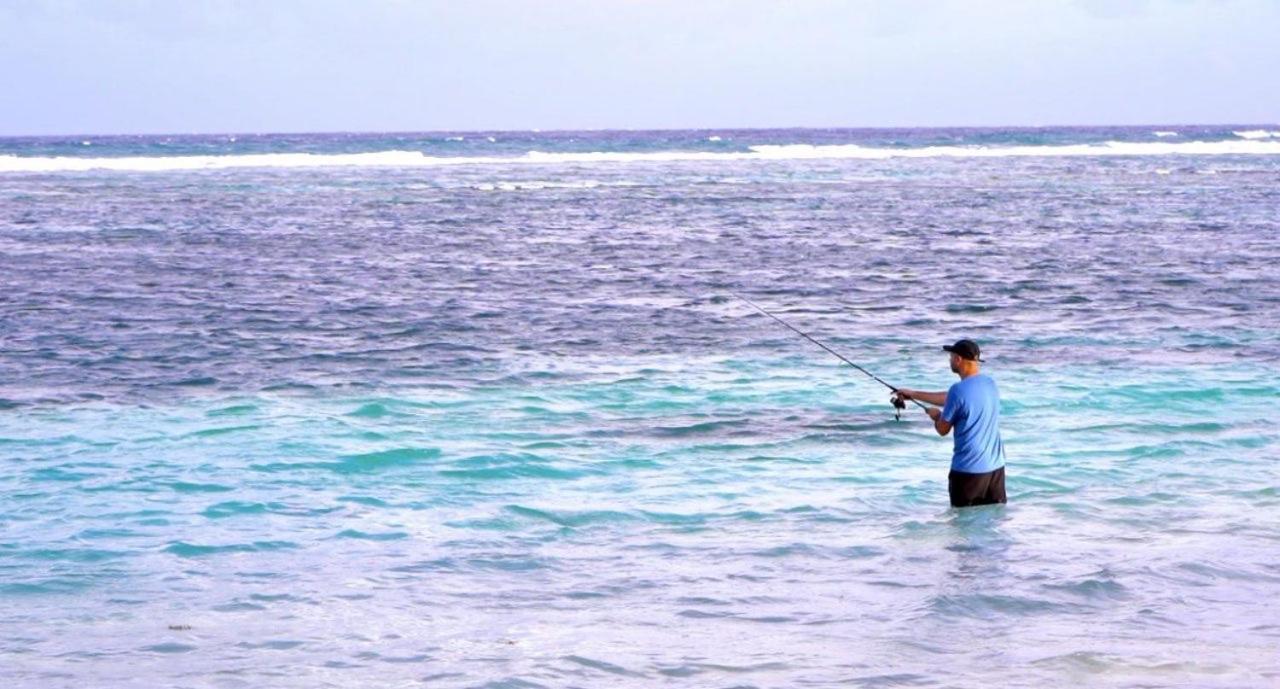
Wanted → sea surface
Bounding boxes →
[2,126,1278,688]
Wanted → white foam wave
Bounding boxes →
[4,139,1280,173]
[1233,129,1280,139]
[1153,131,1178,137]
[744,141,1280,159]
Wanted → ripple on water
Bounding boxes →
[168,481,235,493]
[206,403,259,417]
[12,548,130,563]
[926,593,1075,621]
[163,541,299,558]
[847,673,934,688]
[1042,576,1130,602]
[656,661,790,678]
[250,447,441,474]
[184,423,263,438]
[0,577,95,595]
[236,639,307,651]
[505,505,640,528]
[347,402,413,418]
[438,452,591,481]
[141,642,198,654]
[1030,651,1234,677]
[649,419,751,437]
[212,600,267,612]
[389,555,555,574]
[333,529,409,541]
[562,654,648,678]
[201,500,271,519]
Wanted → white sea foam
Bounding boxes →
[1232,129,1280,139]
[744,141,1280,159]
[708,135,722,142]
[4,139,1280,173]
[1153,131,1178,137]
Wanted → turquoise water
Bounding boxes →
[4,361,1277,687]
[2,127,1279,687]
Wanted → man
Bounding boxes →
[893,339,1006,508]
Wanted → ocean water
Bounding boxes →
[1,126,1278,688]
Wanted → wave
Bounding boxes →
[4,140,1280,173]
[743,140,1280,159]
[1233,129,1280,139]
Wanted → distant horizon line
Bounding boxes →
[3,122,1277,140]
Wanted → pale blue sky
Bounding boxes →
[2,0,1277,135]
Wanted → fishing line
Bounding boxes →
[731,291,928,419]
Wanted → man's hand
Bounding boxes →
[894,389,914,402]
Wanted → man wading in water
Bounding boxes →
[893,340,1007,508]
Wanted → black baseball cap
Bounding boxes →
[943,339,983,361]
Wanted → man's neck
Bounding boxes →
[957,364,981,380]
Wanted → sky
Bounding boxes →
[1,0,1277,136]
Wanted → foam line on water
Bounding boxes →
[4,140,1280,173]
[1232,129,1280,140]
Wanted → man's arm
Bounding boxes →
[926,407,952,436]
[894,388,947,406]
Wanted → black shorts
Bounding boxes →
[948,467,1007,508]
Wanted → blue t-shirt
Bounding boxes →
[941,374,1005,474]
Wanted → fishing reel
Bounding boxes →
[890,392,907,421]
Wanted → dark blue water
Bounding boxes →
[1,127,1278,688]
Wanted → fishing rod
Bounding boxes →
[731,291,928,419]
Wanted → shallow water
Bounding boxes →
[2,128,1278,687]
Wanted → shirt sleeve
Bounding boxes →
[941,382,962,424]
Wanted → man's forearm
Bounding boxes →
[909,390,947,406]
